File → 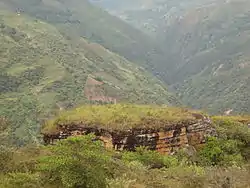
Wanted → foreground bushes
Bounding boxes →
[1,117,250,188]
[122,146,178,168]
[212,117,250,160]
[198,137,244,166]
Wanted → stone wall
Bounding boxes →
[43,117,216,154]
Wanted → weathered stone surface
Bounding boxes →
[43,115,216,154]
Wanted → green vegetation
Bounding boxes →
[163,0,250,114]
[211,116,250,161]
[212,115,250,124]
[2,0,250,115]
[2,0,167,70]
[38,135,113,188]
[192,116,250,167]
[198,137,244,166]
[1,115,250,188]
[42,104,198,134]
[96,0,250,114]
[0,1,250,187]
[0,10,177,145]
[121,146,179,168]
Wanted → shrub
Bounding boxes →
[122,146,178,169]
[108,174,136,188]
[0,146,14,173]
[198,137,244,166]
[0,173,41,188]
[37,135,114,188]
[212,117,250,160]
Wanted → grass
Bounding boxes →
[42,104,201,134]
[6,63,32,76]
[212,116,250,124]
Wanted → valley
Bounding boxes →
[1,1,250,187]
[93,0,250,114]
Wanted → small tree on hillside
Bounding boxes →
[37,135,113,188]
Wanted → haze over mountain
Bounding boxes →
[1,0,171,74]
[0,0,178,145]
[1,1,250,187]
[93,0,250,114]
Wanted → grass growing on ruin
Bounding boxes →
[212,115,250,124]
[42,104,201,134]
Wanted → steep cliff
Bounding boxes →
[42,105,216,154]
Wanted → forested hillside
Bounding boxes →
[1,0,172,75]
[164,0,250,114]
[1,0,250,147]
[1,1,250,187]
[0,10,177,145]
[94,0,250,114]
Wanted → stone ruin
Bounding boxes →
[43,114,216,154]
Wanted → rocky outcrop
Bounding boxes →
[84,75,117,104]
[43,115,216,154]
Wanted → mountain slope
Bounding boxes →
[161,0,250,114]
[1,0,170,74]
[0,10,178,145]
[95,0,250,114]
[91,0,202,35]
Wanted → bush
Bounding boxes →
[122,146,178,168]
[108,174,136,188]
[37,135,114,188]
[0,173,41,188]
[213,118,250,160]
[198,137,244,166]
[0,146,14,173]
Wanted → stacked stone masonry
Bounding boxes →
[43,116,216,154]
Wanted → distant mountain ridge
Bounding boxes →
[94,0,250,114]
[1,0,171,74]
[3,0,250,148]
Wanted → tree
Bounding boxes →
[198,137,243,166]
[37,135,113,188]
